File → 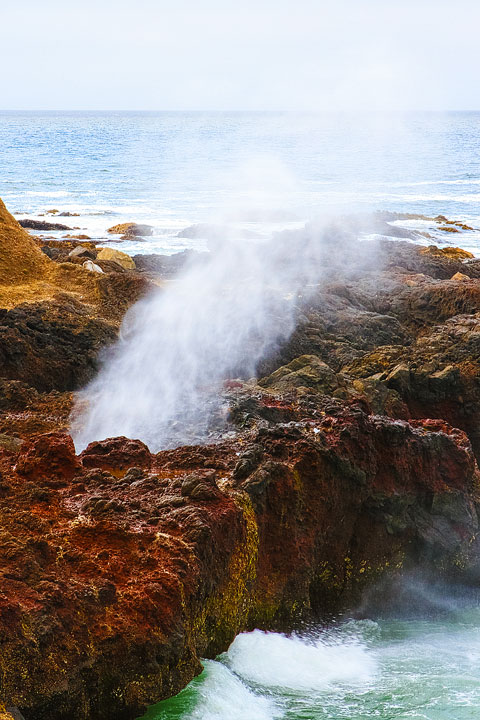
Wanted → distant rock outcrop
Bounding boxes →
[18,218,71,231]
[107,222,153,237]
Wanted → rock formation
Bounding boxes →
[1,198,480,718]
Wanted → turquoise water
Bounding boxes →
[2,112,480,254]
[140,608,480,720]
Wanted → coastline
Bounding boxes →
[1,198,480,718]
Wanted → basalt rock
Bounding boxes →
[18,219,71,231]
[3,201,480,718]
[0,299,117,392]
[0,411,477,719]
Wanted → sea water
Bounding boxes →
[2,112,480,255]
[140,609,480,720]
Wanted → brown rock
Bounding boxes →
[80,436,152,471]
[16,432,80,481]
[420,245,474,260]
[96,247,136,270]
[0,413,477,719]
[107,222,153,237]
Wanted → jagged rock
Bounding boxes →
[2,197,480,719]
[259,354,339,393]
[16,432,80,481]
[180,471,220,500]
[0,411,477,719]
[80,436,152,470]
[421,245,474,260]
[0,299,117,392]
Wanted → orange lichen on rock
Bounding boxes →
[0,198,148,312]
[0,198,99,307]
[420,244,474,260]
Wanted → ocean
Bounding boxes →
[2,111,480,255]
[141,608,480,720]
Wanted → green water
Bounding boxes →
[139,601,480,720]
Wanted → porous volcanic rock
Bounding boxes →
[2,201,480,719]
[0,410,477,719]
[0,298,117,392]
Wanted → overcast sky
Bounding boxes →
[2,0,479,111]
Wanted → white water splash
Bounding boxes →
[71,231,305,452]
[225,629,377,691]
[186,660,281,720]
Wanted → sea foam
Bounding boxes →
[225,629,378,692]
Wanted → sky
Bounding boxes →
[2,0,480,111]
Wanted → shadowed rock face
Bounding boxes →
[2,197,480,718]
[0,301,117,392]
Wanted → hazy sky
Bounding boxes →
[2,0,479,111]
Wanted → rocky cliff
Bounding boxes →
[0,199,480,719]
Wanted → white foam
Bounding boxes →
[24,190,71,197]
[186,660,280,720]
[226,630,377,692]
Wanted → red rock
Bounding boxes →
[15,432,80,482]
[80,436,152,471]
[0,415,477,719]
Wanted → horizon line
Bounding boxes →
[2,108,480,114]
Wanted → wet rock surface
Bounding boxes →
[0,412,478,720]
[2,200,480,718]
[107,222,154,237]
[18,219,71,231]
